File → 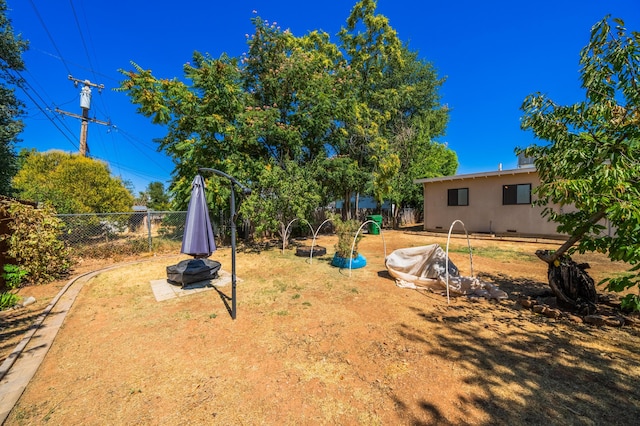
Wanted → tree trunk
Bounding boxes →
[533,209,605,314]
[342,191,351,221]
[392,203,400,230]
[354,192,360,221]
[537,250,598,314]
[279,222,288,250]
[535,210,607,264]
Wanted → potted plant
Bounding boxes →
[330,214,366,269]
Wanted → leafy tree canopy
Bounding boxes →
[518,16,640,309]
[381,46,456,214]
[118,0,456,229]
[137,181,171,211]
[12,150,135,214]
[239,159,322,240]
[0,0,28,196]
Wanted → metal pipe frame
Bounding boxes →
[198,168,251,320]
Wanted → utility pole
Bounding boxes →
[56,75,110,156]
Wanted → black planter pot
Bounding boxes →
[295,245,327,257]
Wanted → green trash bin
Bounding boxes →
[367,215,383,235]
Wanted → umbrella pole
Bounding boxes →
[230,184,237,320]
[198,167,250,320]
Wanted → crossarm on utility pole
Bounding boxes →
[54,108,110,126]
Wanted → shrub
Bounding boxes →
[0,291,19,310]
[0,264,26,310]
[330,214,362,258]
[0,200,72,285]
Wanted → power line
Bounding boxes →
[16,56,171,190]
[23,69,76,109]
[30,47,117,83]
[114,127,174,173]
[28,0,73,76]
[19,3,172,191]
[27,2,115,156]
[17,78,171,187]
[69,0,112,122]
[69,0,96,78]
[98,158,172,183]
[56,76,109,156]
[7,69,80,150]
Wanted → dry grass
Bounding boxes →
[4,230,640,425]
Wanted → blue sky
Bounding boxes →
[8,0,640,194]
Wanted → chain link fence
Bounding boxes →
[54,207,419,258]
[55,211,231,258]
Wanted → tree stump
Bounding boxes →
[536,250,597,314]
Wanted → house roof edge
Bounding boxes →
[414,167,537,184]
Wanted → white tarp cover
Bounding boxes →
[385,244,508,300]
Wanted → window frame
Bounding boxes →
[447,187,469,206]
[502,183,532,205]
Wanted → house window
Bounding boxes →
[448,188,468,206]
[503,184,531,205]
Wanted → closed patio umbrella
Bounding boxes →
[181,174,216,258]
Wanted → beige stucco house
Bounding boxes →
[414,166,566,238]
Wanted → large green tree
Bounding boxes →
[336,0,403,218]
[0,0,28,196]
[118,1,455,235]
[519,16,640,310]
[236,17,345,235]
[382,46,456,224]
[118,54,246,210]
[336,1,456,218]
[12,150,135,213]
[137,181,171,211]
[119,16,345,236]
[241,17,344,167]
[240,159,322,241]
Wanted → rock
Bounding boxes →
[582,315,624,327]
[537,296,559,308]
[604,317,624,327]
[565,314,583,323]
[519,298,536,308]
[584,315,607,326]
[543,308,562,319]
[21,296,36,307]
[530,304,561,319]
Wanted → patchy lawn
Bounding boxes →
[3,230,640,425]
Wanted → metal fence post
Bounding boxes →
[147,210,152,252]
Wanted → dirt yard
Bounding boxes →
[2,229,640,425]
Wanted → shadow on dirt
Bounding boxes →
[0,311,43,357]
[211,286,233,318]
[391,275,640,425]
[480,273,552,300]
